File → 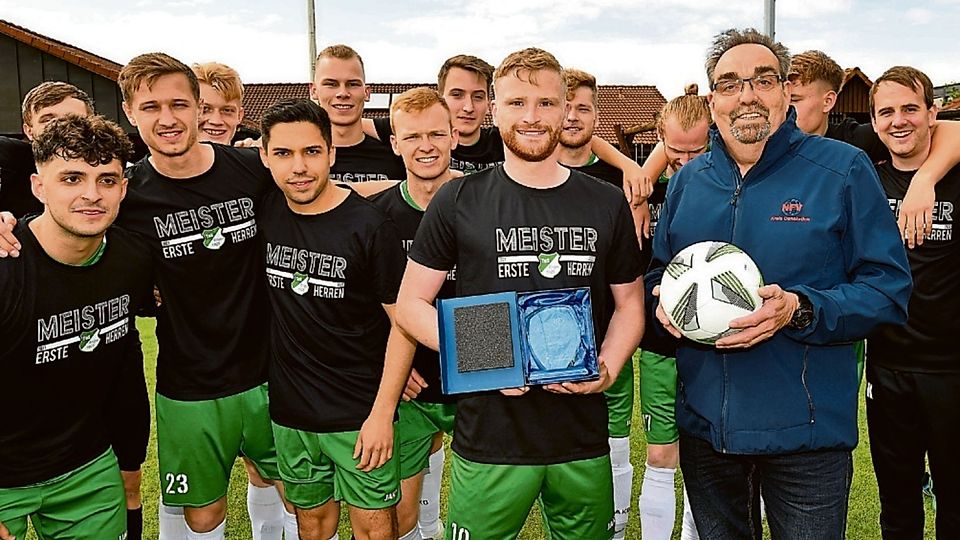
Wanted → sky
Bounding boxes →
[3,0,959,98]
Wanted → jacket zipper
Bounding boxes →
[720,167,745,452]
[720,352,729,453]
[801,346,816,424]
[729,168,745,237]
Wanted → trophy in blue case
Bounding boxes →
[437,287,599,394]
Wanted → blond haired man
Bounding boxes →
[634,86,712,540]
[192,62,245,145]
[370,87,459,540]
[397,48,645,539]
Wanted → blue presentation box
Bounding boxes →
[437,287,599,395]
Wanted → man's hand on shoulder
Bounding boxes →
[898,176,936,249]
[0,211,20,258]
[233,137,261,148]
[622,164,652,207]
[715,284,799,349]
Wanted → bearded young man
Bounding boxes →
[397,47,644,540]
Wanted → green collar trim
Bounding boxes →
[77,237,107,267]
[583,153,600,167]
[399,180,424,212]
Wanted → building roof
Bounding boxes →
[595,85,666,144]
[243,82,666,145]
[841,67,873,91]
[0,19,123,80]
[242,83,311,128]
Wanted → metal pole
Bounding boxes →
[307,0,317,81]
[764,0,776,40]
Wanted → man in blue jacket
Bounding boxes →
[645,28,912,540]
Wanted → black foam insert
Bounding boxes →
[453,302,515,373]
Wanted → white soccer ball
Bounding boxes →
[658,241,764,345]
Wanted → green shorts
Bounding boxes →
[446,453,614,540]
[272,422,400,510]
[156,383,279,507]
[0,449,126,540]
[638,350,679,445]
[604,354,635,438]
[397,400,456,479]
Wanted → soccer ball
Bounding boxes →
[658,241,764,345]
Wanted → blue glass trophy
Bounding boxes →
[437,287,599,394]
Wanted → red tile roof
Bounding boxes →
[242,83,311,129]
[0,19,123,80]
[243,82,666,145]
[368,83,435,94]
[596,85,666,144]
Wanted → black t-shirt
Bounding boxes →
[409,166,643,464]
[0,221,152,487]
[825,118,889,163]
[374,118,504,176]
[571,155,621,188]
[120,144,274,400]
[869,162,960,372]
[260,189,406,432]
[641,173,672,270]
[330,135,405,182]
[451,127,505,175]
[0,136,42,219]
[370,183,457,403]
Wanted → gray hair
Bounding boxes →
[705,28,791,83]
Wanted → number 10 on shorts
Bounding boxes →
[165,472,190,494]
[451,522,471,540]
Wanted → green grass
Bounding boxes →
[28,318,937,538]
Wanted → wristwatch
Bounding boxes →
[787,291,814,330]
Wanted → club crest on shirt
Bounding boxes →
[291,272,310,295]
[79,329,101,352]
[538,252,561,278]
[202,227,226,249]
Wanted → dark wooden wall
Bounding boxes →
[0,33,132,135]
[835,78,871,114]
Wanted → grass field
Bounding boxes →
[30,317,935,539]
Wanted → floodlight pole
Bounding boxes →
[307,0,317,81]
[764,0,776,40]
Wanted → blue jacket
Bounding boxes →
[645,109,911,454]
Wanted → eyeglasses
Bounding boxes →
[711,74,784,97]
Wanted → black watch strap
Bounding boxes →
[788,291,814,330]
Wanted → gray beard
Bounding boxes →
[730,121,771,144]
